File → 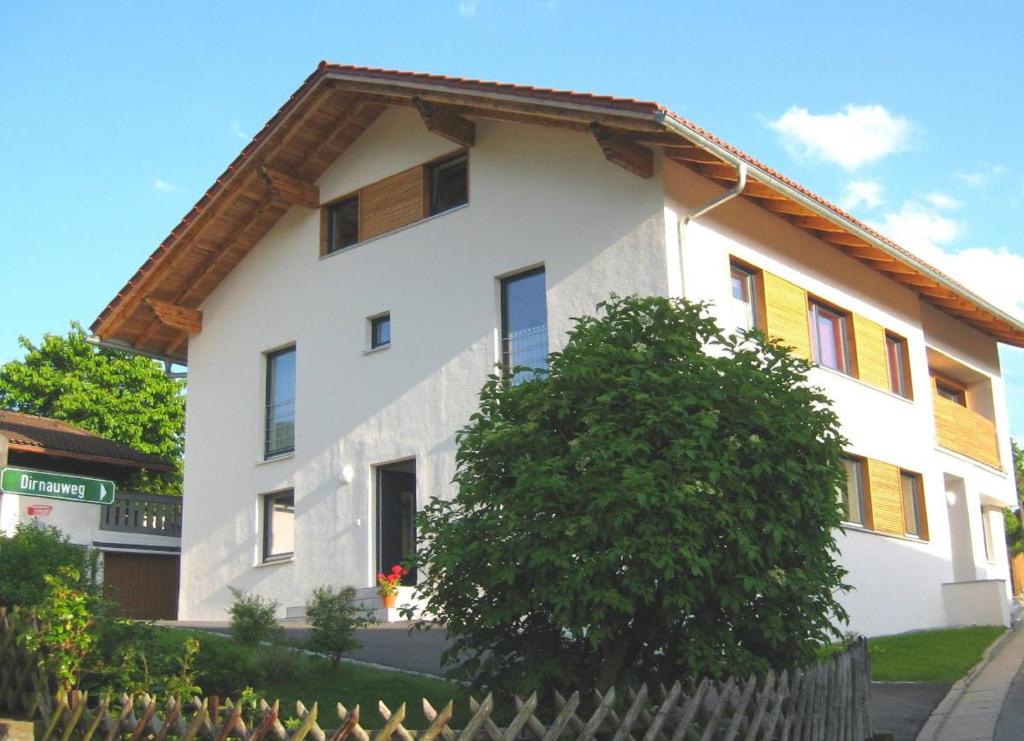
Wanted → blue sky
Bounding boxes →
[1,1,1022,437]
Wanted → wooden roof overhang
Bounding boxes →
[92,64,1024,360]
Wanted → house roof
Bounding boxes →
[0,410,175,471]
[91,63,1024,356]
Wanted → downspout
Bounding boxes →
[676,162,748,294]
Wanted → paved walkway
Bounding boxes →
[918,623,1024,740]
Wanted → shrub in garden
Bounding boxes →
[21,565,96,689]
[305,585,376,668]
[0,523,98,607]
[227,587,282,645]
[414,295,850,692]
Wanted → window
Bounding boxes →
[427,154,468,216]
[935,376,967,406]
[500,268,548,384]
[886,333,912,398]
[900,471,926,538]
[370,313,391,349]
[326,196,359,254]
[265,347,296,458]
[730,263,761,332]
[840,457,869,526]
[809,300,852,374]
[263,490,294,562]
[981,506,995,561]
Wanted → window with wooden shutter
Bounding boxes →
[866,459,904,536]
[762,271,811,359]
[852,314,888,389]
[359,166,426,241]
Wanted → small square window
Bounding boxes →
[428,154,468,216]
[809,300,852,375]
[326,196,359,254]
[371,314,391,349]
[263,490,294,562]
[886,333,912,399]
[935,376,967,406]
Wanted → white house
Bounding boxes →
[91,64,1023,636]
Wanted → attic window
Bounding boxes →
[428,154,468,216]
[326,196,359,254]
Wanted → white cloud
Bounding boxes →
[839,179,884,211]
[768,104,912,170]
[869,201,1024,319]
[923,192,963,210]
[953,163,1005,188]
[230,121,250,142]
[458,0,477,16]
[153,178,176,193]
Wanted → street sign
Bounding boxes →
[26,504,53,516]
[0,467,116,505]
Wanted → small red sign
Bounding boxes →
[27,504,53,516]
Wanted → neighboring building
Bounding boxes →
[91,65,1023,635]
[0,410,182,619]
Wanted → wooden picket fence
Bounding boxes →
[0,607,874,739]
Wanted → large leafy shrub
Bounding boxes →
[415,295,850,692]
[0,523,98,607]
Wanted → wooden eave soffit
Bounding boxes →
[144,298,203,335]
[412,97,476,147]
[259,166,320,210]
[590,123,653,179]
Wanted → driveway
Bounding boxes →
[870,682,950,741]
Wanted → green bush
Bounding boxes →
[0,524,98,607]
[21,565,97,689]
[227,588,282,645]
[193,634,265,696]
[305,585,375,668]
[87,613,201,697]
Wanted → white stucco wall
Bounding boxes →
[663,159,1015,636]
[179,109,670,620]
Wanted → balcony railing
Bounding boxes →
[933,394,1002,470]
[100,492,182,537]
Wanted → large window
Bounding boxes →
[840,456,869,526]
[900,471,926,538]
[265,347,296,458]
[886,333,912,399]
[428,154,468,216]
[500,268,548,383]
[326,196,359,254]
[262,490,295,562]
[809,300,852,374]
[730,263,761,332]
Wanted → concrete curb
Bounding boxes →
[915,623,1019,740]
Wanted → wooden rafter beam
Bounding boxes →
[412,97,476,147]
[590,123,654,179]
[259,166,320,210]
[144,299,203,335]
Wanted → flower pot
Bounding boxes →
[382,593,397,609]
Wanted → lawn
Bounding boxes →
[862,626,1006,683]
[156,627,467,728]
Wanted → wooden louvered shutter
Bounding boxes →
[866,459,904,536]
[762,272,811,359]
[358,166,425,241]
[852,314,889,389]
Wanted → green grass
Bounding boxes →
[156,627,466,727]
[826,626,1006,683]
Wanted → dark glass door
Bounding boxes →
[377,467,417,585]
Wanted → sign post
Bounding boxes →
[0,467,116,505]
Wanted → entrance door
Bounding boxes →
[377,462,417,585]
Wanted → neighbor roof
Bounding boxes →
[0,410,174,471]
[91,63,1024,357]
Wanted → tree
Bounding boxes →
[0,322,185,493]
[1006,440,1024,556]
[414,295,850,693]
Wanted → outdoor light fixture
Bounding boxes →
[339,465,355,485]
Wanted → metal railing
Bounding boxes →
[503,324,548,384]
[99,491,182,537]
[265,399,295,456]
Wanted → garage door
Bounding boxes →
[102,552,180,620]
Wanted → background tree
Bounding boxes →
[415,295,849,693]
[1006,440,1024,556]
[0,322,185,493]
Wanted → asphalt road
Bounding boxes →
[870,682,950,741]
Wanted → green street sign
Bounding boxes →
[0,467,116,505]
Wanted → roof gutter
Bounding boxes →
[656,112,1024,336]
[86,336,187,374]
